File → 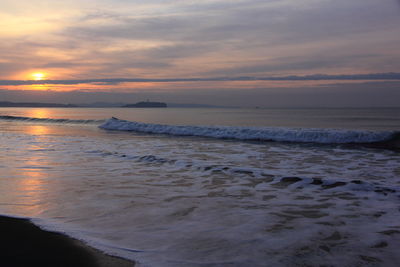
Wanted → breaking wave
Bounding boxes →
[100,117,400,146]
[2,115,398,147]
[0,115,104,124]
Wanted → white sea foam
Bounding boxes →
[1,117,400,266]
[99,117,398,144]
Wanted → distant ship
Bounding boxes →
[122,101,167,108]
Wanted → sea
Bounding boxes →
[0,107,399,266]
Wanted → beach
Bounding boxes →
[0,107,399,266]
[2,0,400,265]
[0,215,134,267]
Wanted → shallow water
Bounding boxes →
[0,107,399,266]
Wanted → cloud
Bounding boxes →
[1,0,400,80]
[63,0,400,45]
[1,73,400,86]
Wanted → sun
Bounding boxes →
[31,72,46,80]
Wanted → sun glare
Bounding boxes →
[32,72,46,80]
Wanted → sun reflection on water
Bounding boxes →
[28,108,50,118]
[27,125,49,135]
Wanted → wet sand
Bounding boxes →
[0,215,134,267]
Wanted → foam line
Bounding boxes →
[100,117,399,145]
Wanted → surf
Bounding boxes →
[1,115,398,149]
[100,117,400,148]
[0,115,104,124]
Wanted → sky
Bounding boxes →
[0,0,400,107]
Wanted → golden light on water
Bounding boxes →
[29,109,49,119]
[27,125,49,135]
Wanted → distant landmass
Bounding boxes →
[0,101,237,108]
[122,101,167,108]
[167,103,238,108]
[0,101,77,108]
[77,102,126,108]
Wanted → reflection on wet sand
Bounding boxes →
[12,127,52,216]
[16,170,47,216]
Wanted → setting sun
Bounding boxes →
[32,73,46,80]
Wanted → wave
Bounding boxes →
[0,115,104,124]
[100,117,400,147]
[2,115,398,148]
[84,149,400,197]
[82,146,400,197]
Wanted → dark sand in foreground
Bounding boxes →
[0,215,134,267]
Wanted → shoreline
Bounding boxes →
[0,215,135,267]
